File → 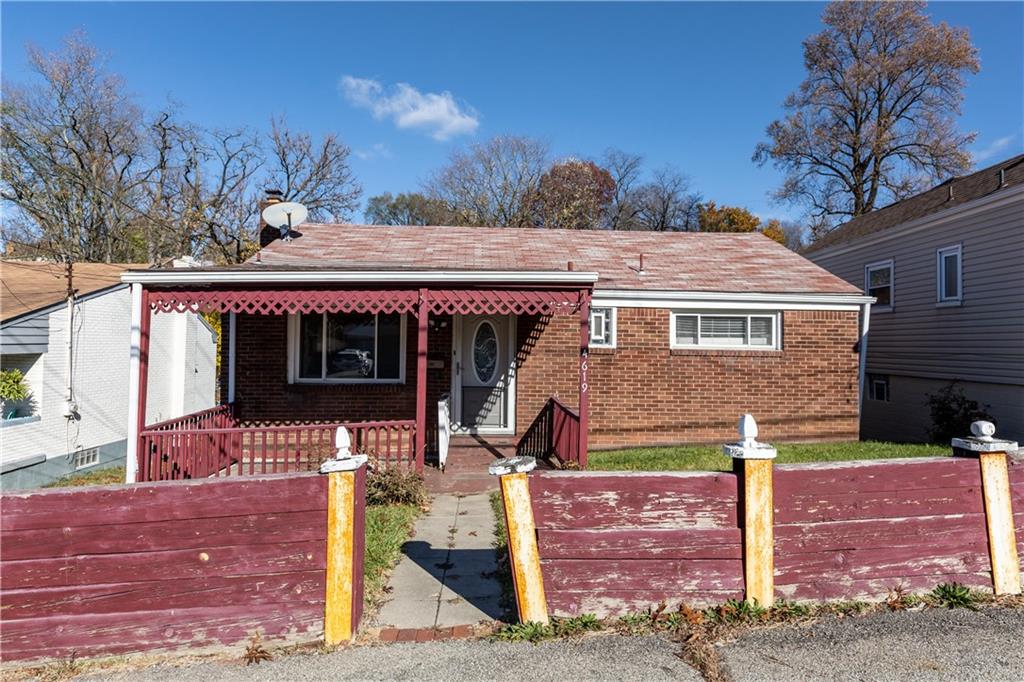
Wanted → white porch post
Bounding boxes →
[126,283,143,484]
[857,301,871,416]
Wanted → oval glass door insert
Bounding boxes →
[473,321,499,383]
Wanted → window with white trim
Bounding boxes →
[74,447,100,470]
[589,307,616,348]
[670,312,780,350]
[865,260,894,311]
[937,244,962,304]
[291,312,406,383]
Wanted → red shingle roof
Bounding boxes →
[251,225,861,295]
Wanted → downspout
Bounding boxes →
[62,292,78,418]
[857,301,872,419]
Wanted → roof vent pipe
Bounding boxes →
[638,253,646,275]
[948,184,954,201]
[567,261,575,271]
[1000,169,1007,187]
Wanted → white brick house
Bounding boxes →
[1,261,217,489]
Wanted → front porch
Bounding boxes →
[126,276,597,483]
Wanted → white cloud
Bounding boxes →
[973,134,1016,162]
[354,143,392,161]
[340,75,480,141]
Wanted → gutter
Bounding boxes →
[120,269,600,286]
[858,301,872,420]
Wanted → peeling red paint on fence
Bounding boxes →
[0,473,330,663]
[527,455,1022,617]
[1010,458,1024,567]
[773,457,992,601]
[528,471,744,616]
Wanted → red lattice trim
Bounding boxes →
[149,287,586,317]
[149,289,418,315]
[427,289,583,316]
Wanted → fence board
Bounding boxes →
[774,514,988,554]
[1,474,326,531]
[537,528,742,560]
[0,472,345,663]
[0,510,326,561]
[1,571,325,619]
[530,471,738,530]
[547,589,744,616]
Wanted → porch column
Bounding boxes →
[578,289,591,468]
[126,285,151,483]
[414,288,428,473]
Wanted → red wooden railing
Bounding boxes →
[138,407,417,481]
[516,397,583,467]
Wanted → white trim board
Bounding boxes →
[122,269,600,285]
[591,289,873,310]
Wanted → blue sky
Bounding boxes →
[3,1,1022,222]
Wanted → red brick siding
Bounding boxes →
[515,309,860,447]
[226,308,860,447]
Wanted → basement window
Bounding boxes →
[289,313,407,384]
[670,312,780,350]
[867,374,890,402]
[74,447,100,470]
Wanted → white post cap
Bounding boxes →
[723,413,777,460]
[319,426,369,473]
[951,421,1017,454]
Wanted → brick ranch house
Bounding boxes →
[122,222,872,481]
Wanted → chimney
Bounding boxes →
[258,189,284,248]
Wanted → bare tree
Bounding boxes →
[266,117,361,223]
[602,148,644,230]
[424,135,549,227]
[753,1,980,237]
[632,167,702,231]
[1,33,151,262]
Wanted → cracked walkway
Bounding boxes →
[376,493,504,629]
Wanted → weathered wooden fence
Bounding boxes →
[498,445,1024,620]
[0,468,366,663]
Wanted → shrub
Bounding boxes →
[1,368,30,402]
[925,381,993,445]
[366,467,427,507]
[930,582,980,610]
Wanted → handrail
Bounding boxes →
[145,403,236,432]
[515,396,582,467]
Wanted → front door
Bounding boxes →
[453,315,514,433]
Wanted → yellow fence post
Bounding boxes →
[724,414,777,608]
[491,457,549,625]
[953,421,1022,596]
[323,428,369,645]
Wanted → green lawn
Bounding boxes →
[588,441,946,472]
[364,503,420,608]
[43,466,127,488]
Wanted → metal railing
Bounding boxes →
[515,397,582,467]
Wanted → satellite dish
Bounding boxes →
[261,201,308,242]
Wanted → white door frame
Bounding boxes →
[449,314,517,436]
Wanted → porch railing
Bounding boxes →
[138,406,417,481]
[515,397,582,467]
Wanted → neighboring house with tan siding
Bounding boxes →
[806,155,1024,443]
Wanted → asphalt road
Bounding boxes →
[81,608,1024,681]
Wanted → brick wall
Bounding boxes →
[515,308,861,447]
[226,308,860,447]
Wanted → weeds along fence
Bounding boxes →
[497,454,1024,619]
[0,468,367,663]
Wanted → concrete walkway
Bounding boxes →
[376,493,504,629]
